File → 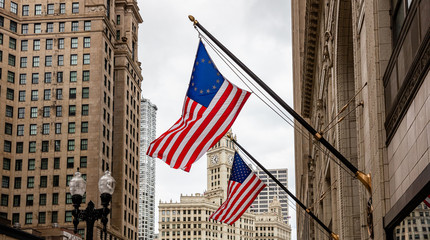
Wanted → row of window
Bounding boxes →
[3,71,90,84]
[0,20,90,34]
[6,88,90,102]
[3,139,89,153]
[3,105,89,120]
[7,211,69,226]
[2,157,87,171]
[4,37,91,51]
[1,174,86,191]
[1,2,79,16]
[5,53,91,67]
[5,121,89,136]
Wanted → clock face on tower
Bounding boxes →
[228,155,234,165]
[211,155,219,165]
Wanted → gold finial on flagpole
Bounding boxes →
[188,15,198,25]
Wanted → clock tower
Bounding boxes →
[205,130,236,205]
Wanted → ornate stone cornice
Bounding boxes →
[301,0,321,118]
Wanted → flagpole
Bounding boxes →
[227,134,339,240]
[188,15,371,193]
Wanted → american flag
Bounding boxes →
[210,152,266,224]
[424,194,430,208]
[146,41,250,172]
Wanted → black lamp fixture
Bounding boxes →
[69,169,116,240]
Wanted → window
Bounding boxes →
[70,71,77,82]
[2,176,9,188]
[57,72,64,83]
[16,142,23,153]
[21,24,28,34]
[0,0,3,8]
[68,140,75,151]
[13,195,20,207]
[17,125,24,136]
[29,142,36,153]
[40,176,47,188]
[83,37,91,48]
[52,193,59,205]
[81,122,88,132]
[31,90,38,100]
[46,39,53,50]
[6,88,14,100]
[26,194,33,206]
[46,23,53,33]
[59,22,65,32]
[60,3,65,14]
[116,30,120,40]
[32,73,39,84]
[55,140,61,151]
[45,56,52,66]
[42,141,49,152]
[34,23,41,33]
[83,71,90,81]
[41,158,48,170]
[30,124,37,135]
[69,88,76,99]
[53,175,59,187]
[44,72,51,83]
[71,54,78,65]
[67,157,74,168]
[1,194,8,206]
[8,54,16,66]
[55,123,62,134]
[28,159,35,170]
[72,2,79,13]
[9,37,16,49]
[42,123,49,134]
[32,56,40,67]
[18,108,25,118]
[82,105,89,116]
[22,5,29,16]
[71,38,78,48]
[14,177,21,188]
[21,40,28,51]
[25,213,32,224]
[0,16,3,27]
[56,106,62,117]
[56,89,63,100]
[58,55,64,66]
[83,54,90,64]
[58,38,64,49]
[82,88,89,98]
[80,157,87,168]
[65,211,72,222]
[33,39,40,50]
[68,122,75,133]
[7,71,15,82]
[69,105,76,116]
[18,91,25,101]
[10,20,17,32]
[39,194,46,205]
[30,107,37,118]
[35,4,41,15]
[66,193,72,204]
[15,160,22,171]
[44,89,51,100]
[72,21,79,31]
[84,21,91,31]
[5,105,13,117]
[19,74,26,85]
[27,177,34,188]
[4,123,12,135]
[3,158,10,170]
[117,15,120,25]
[4,141,11,152]
[81,139,88,150]
[47,4,54,14]
[10,2,17,14]
[54,158,60,169]
[20,57,27,68]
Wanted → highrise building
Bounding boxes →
[139,98,157,240]
[0,0,142,239]
[252,169,289,224]
[292,0,430,239]
[158,131,291,240]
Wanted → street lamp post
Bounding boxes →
[69,170,116,240]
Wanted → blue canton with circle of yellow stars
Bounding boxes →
[186,41,225,108]
[230,152,252,184]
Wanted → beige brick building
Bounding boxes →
[158,132,291,240]
[0,0,142,239]
[292,0,430,239]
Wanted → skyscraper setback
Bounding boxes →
[0,0,142,239]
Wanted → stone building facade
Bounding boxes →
[292,0,429,239]
[0,0,143,239]
[158,132,292,240]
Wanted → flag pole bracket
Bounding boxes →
[331,233,340,240]
[356,171,372,193]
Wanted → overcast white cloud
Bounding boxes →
[137,1,296,239]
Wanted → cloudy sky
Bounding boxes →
[137,0,296,238]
